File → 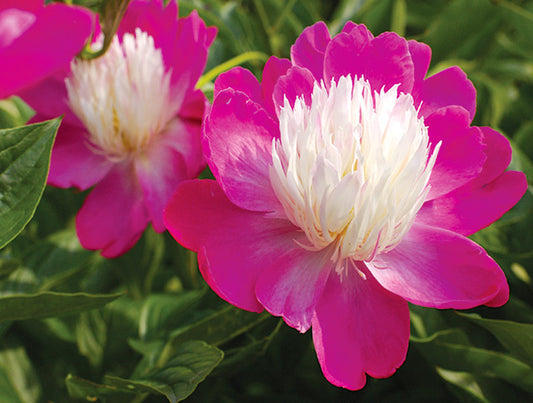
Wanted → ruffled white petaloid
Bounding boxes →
[270,76,440,263]
[66,28,180,162]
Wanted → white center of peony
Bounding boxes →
[66,28,179,162]
[270,76,440,263]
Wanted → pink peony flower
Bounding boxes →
[0,0,92,99]
[18,0,216,257]
[164,22,528,389]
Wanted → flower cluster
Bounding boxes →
[5,1,528,391]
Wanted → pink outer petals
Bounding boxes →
[0,1,93,99]
[203,89,283,214]
[76,165,149,259]
[418,127,528,236]
[164,179,301,313]
[414,66,477,122]
[255,247,334,333]
[369,223,509,309]
[273,66,316,113]
[312,264,410,390]
[425,106,486,201]
[135,117,204,233]
[45,120,111,190]
[324,26,414,93]
[290,21,331,81]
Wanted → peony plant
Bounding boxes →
[17,0,216,257]
[164,21,528,389]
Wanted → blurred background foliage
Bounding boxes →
[1,0,533,401]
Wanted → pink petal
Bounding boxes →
[214,67,262,105]
[135,118,204,232]
[0,3,93,98]
[165,10,212,108]
[312,264,409,390]
[425,106,486,201]
[261,56,292,118]
[414,66,476,122]
[324,29,414,93]
[417,170,528,236]
[471,127,513,187]
[417,125,527,236]
[408,39,431,86]
[76,164,150,258]
[272,66,316,114]
[178,88,208,121]
[18,71,81,126]
[0,8,36,48]
[164,179,300,312]
[369,223,509,309]
[290,21,331,81]
[118,0,172,46]
[255,248,333,333]
[204,89,283,213]
[0,0,42,12]
[46,119,112,190]
[341,21,374,40]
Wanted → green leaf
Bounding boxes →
[167,305,270,348]
[421,0,498,63]
[139,290,205,341]
[412,329,533,394]
[0,339,41,403]
[67,341,223,402]
[65,374,127,399]
[436,367,489,403]
[75,310,107,368]
[0,291,123,322]
[105,341,223,402]
[0,119,60,248]
[457,312,533,367]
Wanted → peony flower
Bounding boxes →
[0,0,92,99]
[18,0,216,257]
[164,22,528,389]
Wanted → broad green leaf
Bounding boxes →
[412,329,533,393]
[105,341,223,402]
[0,291,122,322]
[75,310,107,368]
[65,374,128,399]
[458,312,533,367]
[167,306,270,348]
[67,341,223,402]
[0,339,41,403]
[0,119,60,249]
[436,367,489,403]
[139,290,205,341]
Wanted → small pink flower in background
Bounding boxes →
[17,0,216,257]
[0,0,92,99]
[164,22,528,389]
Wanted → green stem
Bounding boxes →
[196,51,269,88]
